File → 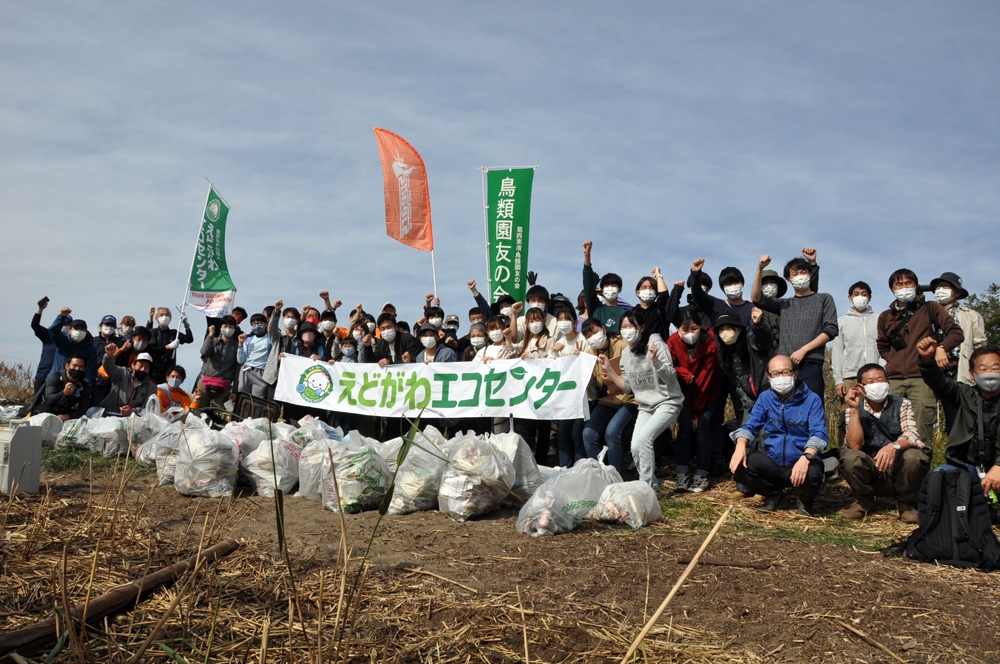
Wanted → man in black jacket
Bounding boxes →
[34,355,93,420]
[361,313,422,366]
[147,306,194,384]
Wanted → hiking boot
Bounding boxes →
[689,475,710,494]
[727,489,751,500]
[758,493,782,512]
[796,496,816,516]
[840,496,876,520]
[897,500,919,524]
[673,472,691,494]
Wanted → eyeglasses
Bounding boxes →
[768,369,795,378]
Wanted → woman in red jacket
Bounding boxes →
[668,309,724,493]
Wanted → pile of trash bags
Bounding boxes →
[41,407,663,532]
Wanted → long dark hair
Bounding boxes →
[620,309,650,355]
[520,308,550,355]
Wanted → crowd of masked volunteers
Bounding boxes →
[24,242,1000,522]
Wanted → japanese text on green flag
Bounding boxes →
[486,168,534,303]
[275,353,595,420]
[186,187,236,316]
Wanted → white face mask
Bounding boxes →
[381,328,396,343]
[101,325,114,336]
[681,331,700,345]
[283,317,298,331]
[761,283,779,299]
[852,295,870,311]
[894,287,916,304]
[420,335,437,349]
[157,315,171,327]
[528,321,543,335]
[320,320,335,332]
[132,340,147,351]
[352,330,363,341]
[790,275,811,292]
[718,328,739,345]
[602,286,620,301]
[427,317,443,329]
[528,300,545,311]
[367,322,376,332]
[500,307,513,317]
[863,381,889,403]
[586,331,607,350]
[770,376,795,395]
[167,377,182,389]
[488,329,505,343]
[556,320,574,334]
[470,336,486,349]
[934,288,954,305]
[69,329,87,343]
[620,328,639,345]
[120,325,133,335]
[221,326,235,338]
[724,285,743,301]
[637,289,656,303]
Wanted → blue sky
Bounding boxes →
[2,2,998,381]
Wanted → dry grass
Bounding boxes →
[0,360,35,406]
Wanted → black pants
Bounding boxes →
[734,451,824,499]
[796,361,825,404]
[514,418,552,466]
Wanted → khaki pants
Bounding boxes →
[889,377,938,448]
[840,447,931,503]
[836,377,858,445]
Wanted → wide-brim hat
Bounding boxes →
[929,272,969,300]
[760,269,787,298]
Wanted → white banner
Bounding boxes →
[185,289,236,317]
[274,354,596,420]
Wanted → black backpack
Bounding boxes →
[885,465,1000,571]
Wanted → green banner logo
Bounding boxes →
[486,168,534,303]
[297,365,334,404]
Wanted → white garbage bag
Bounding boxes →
[321,439,391,514]
[438,437,515,522]
[219,421,268,459]
[590,481,662,529]
[295,439,337,501]
[242,438,302,497]
[174,429,240,498]
[84,417,130,458]
[488,432,543,505]
[388,436,448,515]
[29,413,64,448]
[55,417,90,450]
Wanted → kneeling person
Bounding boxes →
[729,355,828,515]
[840,364,929,523]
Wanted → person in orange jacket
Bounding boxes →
[156,365,201,413]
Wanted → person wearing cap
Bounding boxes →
[415,324,458,363]
[147,306,194,385]
[877,268,964,448]
[99,346,157,416]
[196,316,240,409]
[33,354,94,420]
[928,272,987,432]
[90,315,124,400]
[48,307,100,386]
[831,281,883,444]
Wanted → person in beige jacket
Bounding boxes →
[581,318,637,476]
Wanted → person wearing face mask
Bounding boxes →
[758,270,788,351]
[100,347,158,416]
[632,270,682,340]
[317,309,342,361]
[475,317,518,363]
[117,315,136,342]
[751,249,838,401]
[512,308,556,464]
[839,364,928,522]
[831,281,884,443]
[667,310,725,493]
[112,327,152,369]
[34,355,94,420]
[262,302,301,394]
[362,313,423,367]
[236,314,274,398]
[513,284,559,342]
[48,309,100,386]
[582,240,627,334]
[919,340,1000,511]
[928,272,986,428]
[461,322,489,361]
[156,365,202,413]
[548,307,587,465]
[414,324,457,363]
[456,304,490,358]
[729,355,829,515]
[293,321,326,360]
[877,269,963,448]
[688,260,755,326]
[195,316,240,409]
[29,296,59,395]
[147,306,194,385]
[581,318,638,476]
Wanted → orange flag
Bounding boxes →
[374,128,434,252]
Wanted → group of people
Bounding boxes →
[24,243,999,525]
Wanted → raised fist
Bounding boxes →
[758,255,771,269]
[751,307,763,324]
[916,337,937,360]
[801,247,817,264]
[691,258,705,273]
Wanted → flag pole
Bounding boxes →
[480,167,491,301]
[430,250,439,299]
[179,180,215,318]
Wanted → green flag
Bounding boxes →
[485,168,534,302]
[185,186,236,316]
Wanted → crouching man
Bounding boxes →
[840,363,929,523]
[100,346,158,416]
[729,355,828,515]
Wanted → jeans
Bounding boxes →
[583,402,638,474]
[631,403,681,492]
[557,418,586,467]
[675,401,719,476]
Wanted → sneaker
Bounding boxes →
[673,472,691,493]
[689,475,710,494]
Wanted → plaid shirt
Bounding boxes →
[844,396,924,449]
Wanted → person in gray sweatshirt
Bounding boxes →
[831,281,884,443]
[597,309,684,494]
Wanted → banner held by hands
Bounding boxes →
[183,182,236,317]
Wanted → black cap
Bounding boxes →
[713,311,746,329]
[929,272,969,300]
[418,323,439,336]
[70,319,88,330]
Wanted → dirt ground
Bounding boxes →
[3,464,1000,663]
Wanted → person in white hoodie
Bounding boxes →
[831,281,884,444]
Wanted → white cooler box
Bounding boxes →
[0,420,43,494]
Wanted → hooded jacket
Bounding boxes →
[831,306,883,385]
[48,314,100,386]
[100,354,158,414]
[731,382,829,467]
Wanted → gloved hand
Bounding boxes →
[166,339,180,350]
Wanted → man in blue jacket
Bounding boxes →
[729,354,829,515]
